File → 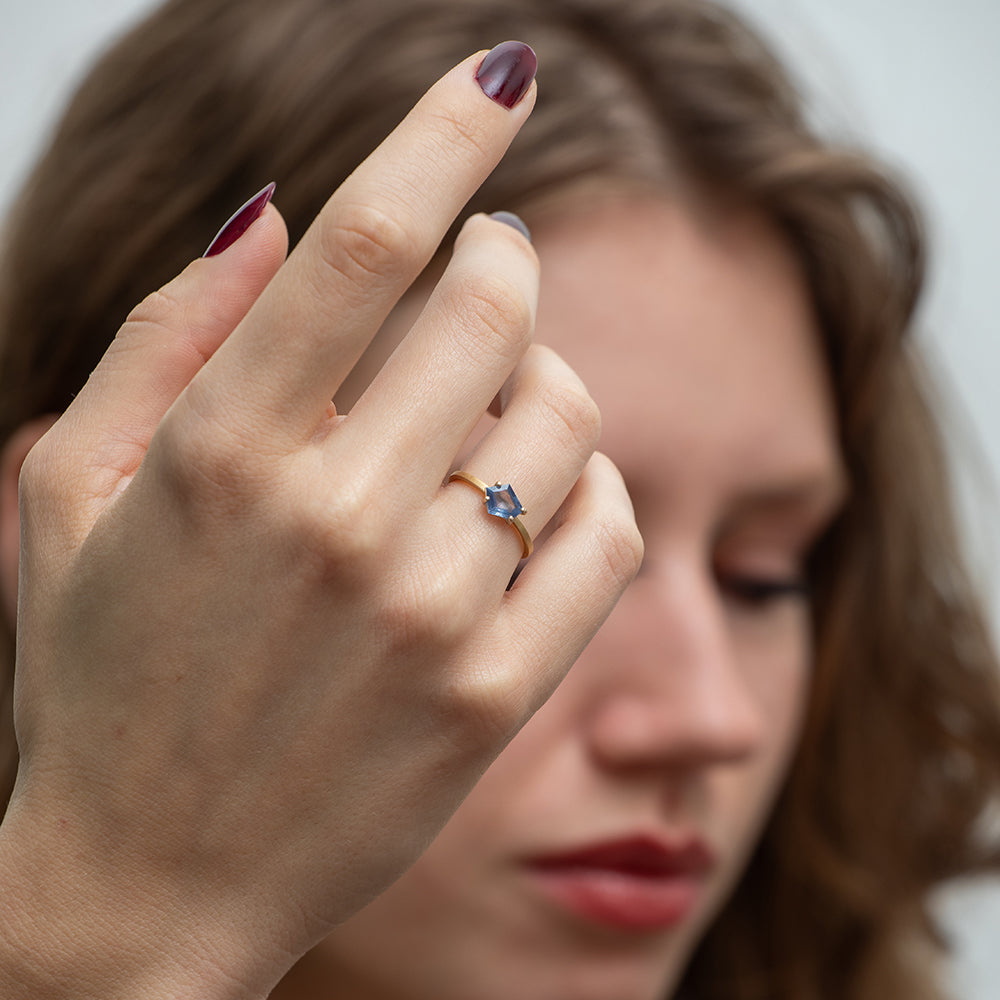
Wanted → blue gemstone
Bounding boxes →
[485,483,523,520]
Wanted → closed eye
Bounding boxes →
[718,574,810,607]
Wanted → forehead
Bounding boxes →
[531,197,843,496]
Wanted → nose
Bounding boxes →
[583,556,766,773]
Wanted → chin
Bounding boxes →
[323,952,682,1000]
[306,814,734,1000]
[311,898,696,1000]
[493,952,686,1000]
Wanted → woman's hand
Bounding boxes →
[0,48,641,999]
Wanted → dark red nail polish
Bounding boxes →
[203,181,276,258]
[476,41,537,109]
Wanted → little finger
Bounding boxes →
[498,452,642,715]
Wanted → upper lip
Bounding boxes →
[526,833,715,878]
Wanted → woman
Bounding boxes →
[0,1,997,998]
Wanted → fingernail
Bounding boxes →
[476,41,537,109]
[203,181,276,258]
[490,211,532,242]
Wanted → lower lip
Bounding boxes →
[528,868,702,931]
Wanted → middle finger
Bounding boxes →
[201,46,538,444]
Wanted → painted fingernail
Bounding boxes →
[490,211,532,242]
[203,181,276,257]
[476,41,537,109]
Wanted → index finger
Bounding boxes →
[200,43,538,442]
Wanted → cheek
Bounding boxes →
[738,603,813,777]
[704,609,813,894]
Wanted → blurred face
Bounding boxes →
[278,196,845,1000]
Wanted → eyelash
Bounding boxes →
[717,573,811,607]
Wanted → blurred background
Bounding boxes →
[2,0,998,995]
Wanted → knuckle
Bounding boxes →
[294,485,385,582]
[318,201,418,296]
[425,107,494,163]
[443,662,529,748]
[380,564,474,652]
[534,372,602,463]
[124,285,178,329]
[18,427,83,518]
[152,407,262,514]
[458,272,533,355]
[17,437,56,503]
[288,478,429,595]
[592,511,645,591]
[119,280,192,344]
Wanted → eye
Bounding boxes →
[717,572,810,608]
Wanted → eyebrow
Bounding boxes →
[721,470,848,526]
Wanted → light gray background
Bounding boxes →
[2,0,998,996]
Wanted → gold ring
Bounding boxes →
[448,471,533,559]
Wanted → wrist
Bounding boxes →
[0,797,263,1000]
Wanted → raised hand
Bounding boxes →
[0,46,641,1000]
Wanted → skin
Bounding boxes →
[274,196,847,1000]
[0,54,845,1000]
[0,54,641,999]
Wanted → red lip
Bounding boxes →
[525,835,713,932]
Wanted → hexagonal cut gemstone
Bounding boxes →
[484,483,523,520]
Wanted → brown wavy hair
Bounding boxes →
[1,1,997,998]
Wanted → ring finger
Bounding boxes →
[438,343,602,577]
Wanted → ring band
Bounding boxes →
[448,471,533,559]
